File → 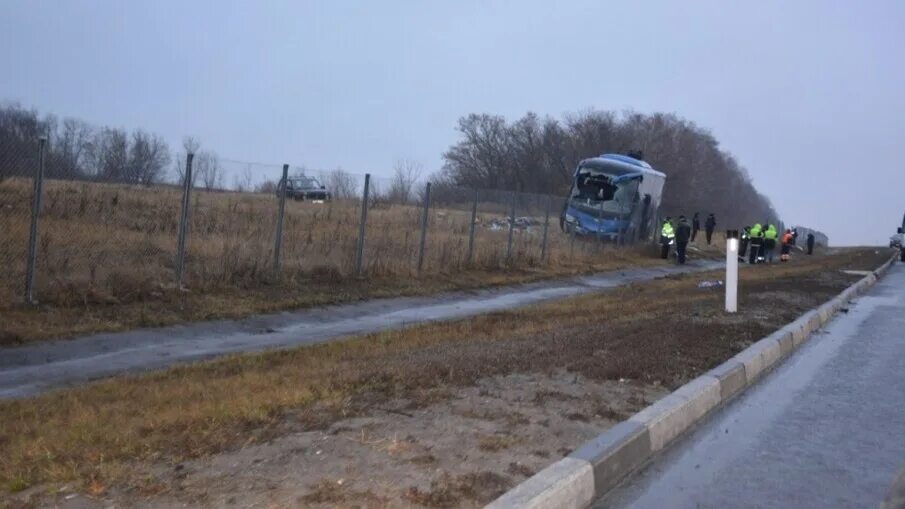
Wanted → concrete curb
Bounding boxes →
[487,254,898,509]
[485,457,595,509]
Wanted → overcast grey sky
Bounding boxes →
[2,0,903,245]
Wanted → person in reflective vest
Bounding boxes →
[763,224,779,263]
[660,217,675,259]
[748,223,764,264]
[781,229,794,262]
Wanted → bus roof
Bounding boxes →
[579,154,667,178]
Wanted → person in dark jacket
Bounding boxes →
[806,233,816,255]
[705,213,716,244]
[675,215,692,264]
[691,212,701,242]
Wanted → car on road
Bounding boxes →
[892,213,905,248]
[892,228,905,261]
[891,212,905,249]
[279,176,331,202]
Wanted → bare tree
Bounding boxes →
[195,151,223,190]
[0,103,171,184]
[324,167,358,200]
[233,163,254,192]
[442,114,510,191]
[389,158,423,203]
[93,128,129,182]
[441,110,781,227]
[255,179,278,194]
[172,136,202,187]
[126,130,170,185]
[0,103,45,181]
[367,178,385,209]
[49,118,94,179]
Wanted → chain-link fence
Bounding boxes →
[1,139,654,307]
[0,143,36,306]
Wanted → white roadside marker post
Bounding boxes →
[726,229,739,313]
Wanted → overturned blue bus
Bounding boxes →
[560,154,666,242]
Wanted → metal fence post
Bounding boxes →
[175,153,194,287]
[540,195,551,262]
[24,136,47,304]
[466,188,478,265]
[417,182,432,274]
[273,164,289,275]
[355,173,371,276]
[506,191,516,264]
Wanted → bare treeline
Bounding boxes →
[3,102,778,227]
[441,111,779,226]
[1,103,171,185]
[172,136,225,191]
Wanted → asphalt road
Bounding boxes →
[596,263,905,509]
[0,260,721,399]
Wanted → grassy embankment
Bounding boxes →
[0,178,682,344]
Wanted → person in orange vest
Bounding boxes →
[780,229,794,262]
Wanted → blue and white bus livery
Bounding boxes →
[560,153,667,242]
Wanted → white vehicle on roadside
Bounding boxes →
[891,231,904,249]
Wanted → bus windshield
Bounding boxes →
[570,168,640,217]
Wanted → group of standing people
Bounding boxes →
[691,212,717,245]
[660,213,817,266]
[742,224,780,264]
[739,224,816,264]
[659,212,716,265]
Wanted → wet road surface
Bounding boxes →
[0,261,721,399]
[596,263,905,509]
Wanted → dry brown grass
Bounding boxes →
[403,471,510,508]
[0,248,889,496]
[0,178,673,344]
[478,435,522,452]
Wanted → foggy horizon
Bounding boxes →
[2,0,903,245]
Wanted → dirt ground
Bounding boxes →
[1,248,893,509]
[88,373,664,509]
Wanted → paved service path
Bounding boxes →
[0,261,721,399]
[596,263,905,509]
